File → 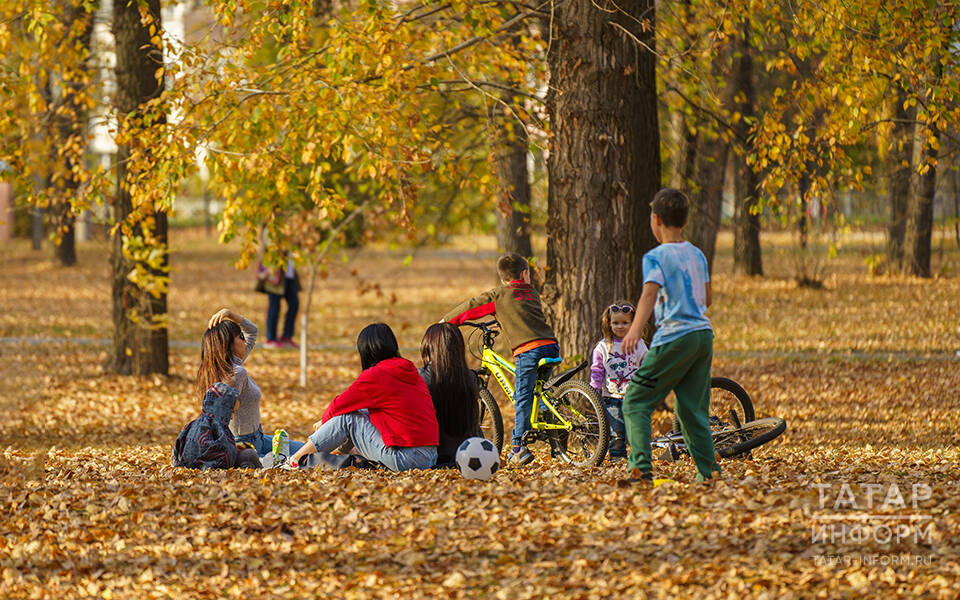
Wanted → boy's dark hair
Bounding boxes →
[497,253,528,282]
[650,188,689,228]
[357,323,400,370]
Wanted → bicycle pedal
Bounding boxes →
[670,443,683,461]
[655,447,677,462]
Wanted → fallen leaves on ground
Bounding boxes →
[0,231,958,598]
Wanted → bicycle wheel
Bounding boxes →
[478,388,504,455]
[710,377,755,425]
[714,417,786,458]
[669,377,755,435]
[545,380,609,468]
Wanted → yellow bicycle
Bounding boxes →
[463,320,610,467]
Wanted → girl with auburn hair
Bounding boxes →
[287,323,439,471]
[419,322,480,465]
[197,308,304,458]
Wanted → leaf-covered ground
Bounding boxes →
[1,230,958,598]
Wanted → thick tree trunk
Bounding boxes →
[904,124,937,278]
[109,0,168,375]
[543,0,660,357]
[729,24,762,276]
[687,135,728,273]
[886,96,912,267]
[490,93,533,257]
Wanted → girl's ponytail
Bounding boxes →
[195,320,244,403]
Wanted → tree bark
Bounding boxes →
[904,123,937,278]
[886,95,912,267]
[38,1,95,266]
[683,40,736,274]
[490,92,533,257]
[732,161,763,276]
[54,204,77,266]
[687,135,728,274]
[669,111,697,191]
[109,0,168,375]
[542,0,660,357]
[954,168,960,249]
[31,206,43,250]
[729,23,762,276]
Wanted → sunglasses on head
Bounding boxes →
[608,304,634,314]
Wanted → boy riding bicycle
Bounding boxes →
[620,188,722,484]
[443,253,559,466]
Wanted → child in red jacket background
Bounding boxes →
[288,323,439,471]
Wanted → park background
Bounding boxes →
[3,0,960,598]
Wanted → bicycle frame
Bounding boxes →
[479,347,571,431]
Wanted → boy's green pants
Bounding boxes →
[622,329,721,481]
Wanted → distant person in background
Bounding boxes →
[256,247,300,349]
[419,323,481,466]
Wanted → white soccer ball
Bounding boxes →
[455,437,500,480]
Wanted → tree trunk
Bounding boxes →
[733,163,763,275]
[31,206,43,250]
[109,0,168,375]
[688,134,729,274]
[490,93,533,257]
[684,41,735,274]
[543,0,660,357]
[50,1,94,267]
[954,168,959,249]
[904,123,937,278]
[886,95,912,267]
[797,173,810,250]
[54,203,77,266]
[670,111,697,191]
[729,23,762,276]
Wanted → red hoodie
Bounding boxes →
[321,357,439,448]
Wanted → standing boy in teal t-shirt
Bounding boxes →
[620,188,721,484]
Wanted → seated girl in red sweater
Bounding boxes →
[287,323,439,471]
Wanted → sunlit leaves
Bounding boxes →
[1,237,959,597]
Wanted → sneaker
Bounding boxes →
[279,337,299,349]
[507,446,534,466]
[616,467,653,488]
[263,340,282,349]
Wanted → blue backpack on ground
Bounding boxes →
[171,382,239,470]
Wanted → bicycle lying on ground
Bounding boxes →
[462,320,787,467]
[651,377,787,461]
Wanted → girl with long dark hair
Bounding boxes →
[287,323,438,471]
[197,308,304,457]
[419,322,480,465]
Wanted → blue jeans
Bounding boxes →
[512,343,561,447]
[603,397,627,458]
[266,278,299,341]
[236,426,305,458]
[308,412,437,472]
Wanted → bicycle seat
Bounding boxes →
[536,356,562,380]
[537,357,563,368]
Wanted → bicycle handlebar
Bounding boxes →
[461,320,500,332]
